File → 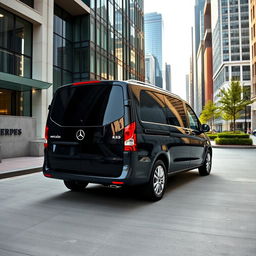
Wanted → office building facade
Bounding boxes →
[144,12,163,88]
[145,54,156,84]
[211,0,251,131]
[0,0,145,158]
[165,63,171,92]
[250,0,256,131]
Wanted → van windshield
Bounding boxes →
[50,84,124,127]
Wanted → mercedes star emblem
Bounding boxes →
[76,129,85,141]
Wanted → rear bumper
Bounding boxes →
[43,163,149,186]
[43,149,152,186]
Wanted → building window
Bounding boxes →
[0,8,32,78]
[231,66,240,80]
[225,66,229,81]
[242,65,250,81]
[0,88,31,116]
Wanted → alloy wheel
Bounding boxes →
[153,165,165,196]
[206,152,211,173]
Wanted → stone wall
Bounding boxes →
[0,116,37,158]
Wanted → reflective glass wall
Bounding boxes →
[53,5,74,92]
[0,8,32,78]
[90,0,144,81]
[53,1,144,92]
[53,5,92,92]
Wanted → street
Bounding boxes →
[0,148,256,256]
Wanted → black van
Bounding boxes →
[43,80,212,201]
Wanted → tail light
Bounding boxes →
[112,181,124,185]
[44,173,53,178]
[124,122,137,151]
[44,126,49,148]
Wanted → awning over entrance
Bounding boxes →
[0,72,51,91]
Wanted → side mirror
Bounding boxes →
[201,124,210,133]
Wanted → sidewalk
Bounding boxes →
[0,156,43,179]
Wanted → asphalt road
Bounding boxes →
[0,148,256,256]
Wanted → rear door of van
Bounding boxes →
[46,82,125,178]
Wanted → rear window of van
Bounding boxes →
[50,85,124,127]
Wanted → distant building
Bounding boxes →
[211,0,251,132]
[250,0,256,131]
[145,54,156,84]
[196,40,205,115]
[203,0,213,104]
[165,64,171,92]
[193,0,206,114]
[186,74,190,102]
[190,27,195,108]
[194,0,206,54]
[145,12,163,88]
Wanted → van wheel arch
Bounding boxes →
[153,153,169,174]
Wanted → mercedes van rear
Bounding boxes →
[43,80,212,201]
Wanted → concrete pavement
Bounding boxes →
[0,148,255,256]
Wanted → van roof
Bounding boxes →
[124,80,183,101]
[58,80,189,105]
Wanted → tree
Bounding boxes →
[199,100,221,131]
[218,80,253,131]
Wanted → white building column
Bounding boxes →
[32,0,54,138]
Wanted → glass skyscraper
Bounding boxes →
[144,12,163,88]
[194,0,206,54]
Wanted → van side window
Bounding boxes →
[140,90,167,124]
[164,96,187,127]
[186,105,200,130]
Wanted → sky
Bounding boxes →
[144,0,195,99]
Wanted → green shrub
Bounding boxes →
[220,131,242,134]
[214,138,252,145]
[217,133,249,139]
[207,134,218,140]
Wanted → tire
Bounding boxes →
[142,160,167,201]
[198,151,212,176]
[64,180,89,191]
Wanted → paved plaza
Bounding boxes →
[0,148,255,256]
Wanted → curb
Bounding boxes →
[0,166,42,180]
[212,145,256,149]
